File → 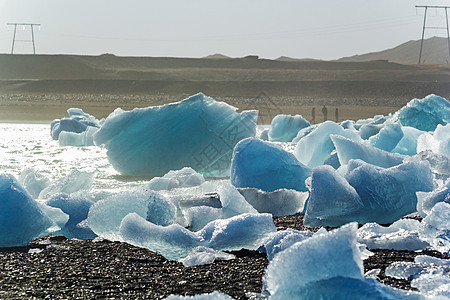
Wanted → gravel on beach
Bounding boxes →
[0,214,447,299]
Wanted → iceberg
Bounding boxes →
[346,160,433,224]
[331,135,404,168]
[303,165,364,227]
[38,169,94,199]
[46,193,96,239]
[392,94,450,131]
[18,168,50,199]
[120,212,276,260]
[392,126,424,156]
[58,126,99,147]
[294,121,361,168]
[368,121,403,152]
[87,189,176,240]
[261,228,313,260]
[268,114,310,142]
[237,187,308,217]
[231,138,311,192]
[51,108,100,140]
[357,219,429,251]
[143,167,205,191]
[0,174,53,247]
[94,93,258,177]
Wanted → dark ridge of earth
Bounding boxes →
[0,215,447,299]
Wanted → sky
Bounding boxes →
[0,0,450,60]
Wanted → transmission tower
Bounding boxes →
[7,23,41,54]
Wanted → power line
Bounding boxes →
[416,5,450,64]
[7,23,41,54]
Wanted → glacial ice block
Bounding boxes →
[303,165,364,227]
[18,168,50,199]
[331,134,404,168]
[58,126,99,147]
[38,169,94,199]
[231,138,311,192]
[179,246,235,267]
[94,93,258,177]
[392,126,424,156]
[392,94,450,131]
[143,167,205,191]
[294,121,361,168]
[0,174,53,247]
[417,179,450,217]
[51,108,100,140]
[261,228,313,260]
[346,160,433,224]
[268,114,310,142]
[87,189,176,240]
[263,223,363,296]
[368,121,403,152]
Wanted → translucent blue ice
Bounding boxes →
[51,108,100,140]
[38,169,94,199]
[261,228,313,260]
[346,160,433,224]
[94,93,258,177]
[417,178,450,217]
[237,187,308,217]
[331,135,404,168]
[0,174,53,246]
[87,189,176,240]
[120,212,276,260]
[46,193,96,239]
[18,168,50,199]
[263,223,364,297]
[357,219,429,251]
[268,114,310,142]
[422,202,450,253]
[303,165,364,227]
[58,126,99,147]
[143,167,205,191]
[231,138,311,192]
[358,123,383,140]
[294,121,361,168]
[179,246,235,267]
[417,124,450,158]
[392,126,424,156]
[393,94,450,131]
[369,121,403,152]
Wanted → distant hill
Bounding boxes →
[203,53,231,59]
[338,36,450,65]
[276,56,321,62]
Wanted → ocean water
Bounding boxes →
[0,123,281,195]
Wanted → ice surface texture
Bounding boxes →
[268,114,310,142]
[0,174,53,246]
[94,93,257,177]
[393,94,450,131]
[231,138,311,192]
[38,169,94,199]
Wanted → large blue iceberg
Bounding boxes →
[94,93,258,177]
[231,138,311,192]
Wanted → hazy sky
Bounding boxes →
[0,0,450,59]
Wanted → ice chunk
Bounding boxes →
[346,160,433,224]
[0,174,53,246]
[18,168,50,199]
[417,179,450,217]
[358,123,383,140]
[51,108,100,140]
[422,202,450,253]
[417,124,450,159]
[94,93,257,177]
[357,219,429,251]
[198,213,277,251]
[261,228,313,260]
[392,94,450,131]
[164,291,234,299]
[237,187,308,217]
[259,128,269,140]
[263,223,363,296]
[231,138,311,192]
[120,213,204,260]
[294,121,361,168]
[58,126,98,147]
[120,212,275,260]
[87,189,176,240]
[304,165,364,227]
[38,169,94,199]
[331,135,404,168]
[369,121,403,152]
[392,126,424,155]
[143,167,205,191]
[179,246,235,267]
[46,193,96,239]
[268,114,310,142]
[408,150,450,181]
